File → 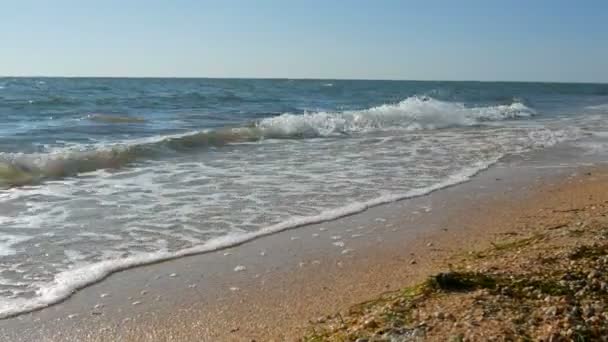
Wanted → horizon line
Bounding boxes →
[0,75,607,85]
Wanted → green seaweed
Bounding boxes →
[429,272,496,292]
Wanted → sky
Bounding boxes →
[1,0,607,82]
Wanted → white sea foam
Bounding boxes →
[0,154,543,318]
[257,96,535,136]
[0,235,32,256]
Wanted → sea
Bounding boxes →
[0,77,607,318]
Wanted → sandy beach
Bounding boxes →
[0,144,606,341]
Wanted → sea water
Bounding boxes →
[0,78,607,317]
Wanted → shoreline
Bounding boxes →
[0,144,605,341]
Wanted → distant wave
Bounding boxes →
[0,96,535,188]
[87,114,146,124]
[585,103,608,111]
[2,96,81,109]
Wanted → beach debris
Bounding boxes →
[188,283,197,288]
[332,241,345,247]
[290,236,300,240]
[94,304,104,309]
[341,248,354,255]
[312,260,321,265]
[169,273,177,277]
[331,235,342,240]
[234,265,246,272]
[99,293,110,298]
[229,287,240,291]
[426,242,434,247]
[312,233,319,238]
[319,227,327,231]
[67,313,79,319]
[223,252,232,256]
[259,250,267,256]
[140,290,147,295]
[351,233,363,238]
[131,301,141,306]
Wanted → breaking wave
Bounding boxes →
[0,96,535,187]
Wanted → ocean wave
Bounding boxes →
[1,96,81,109]
[257,96,535,136]
[0,96,535,187]
[87,114,147,124]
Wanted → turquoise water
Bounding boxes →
[0,78,607,317]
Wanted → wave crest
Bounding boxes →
[256,96,535,136]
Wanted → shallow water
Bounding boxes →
[0,78,607,317]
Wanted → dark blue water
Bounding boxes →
[1,78,607,153]
[0,77,607,318]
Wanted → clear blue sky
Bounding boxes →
[1,0,607,82]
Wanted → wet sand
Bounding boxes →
[0,144,605,341]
